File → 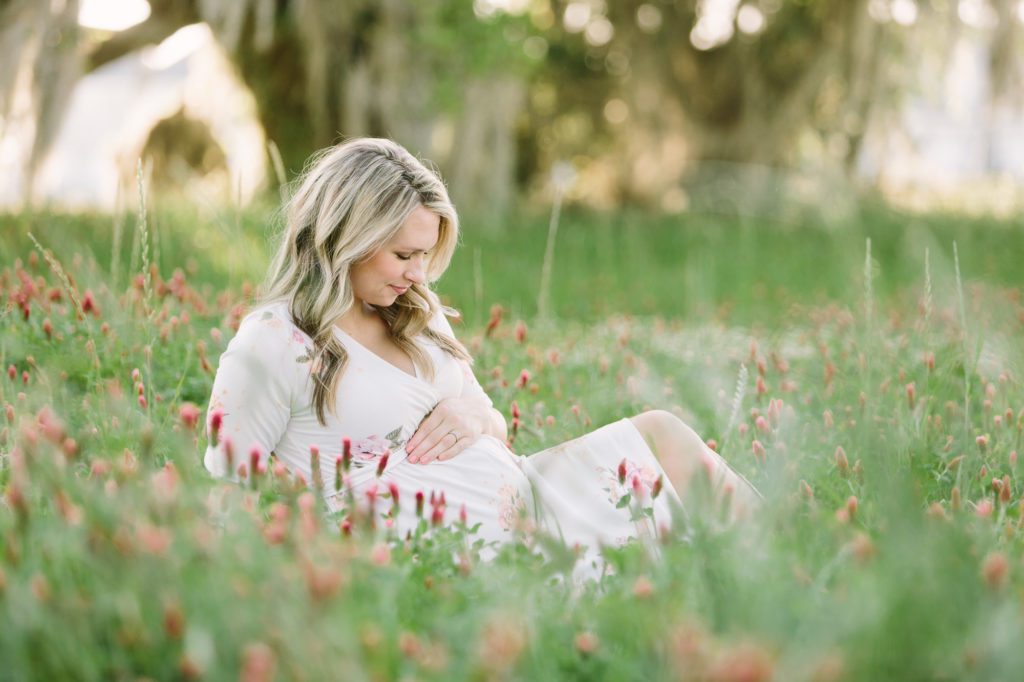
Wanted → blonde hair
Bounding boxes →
[260,138,471,425]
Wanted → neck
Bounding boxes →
[337,300,381,333]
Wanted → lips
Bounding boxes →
[390,285,409,295]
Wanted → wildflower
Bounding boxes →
[1000,475,1012,504]
[82,290,98,316]
[800,480,814,500]
[924,351,935,371]
[617,459,628,485]
[511,401,520,419]
[633,575,655,599]
[342,437,352,472]
[376,449,390,477]
[240,642,277,682]
[249,447,262,480]
[837,496,858,524]
[222,436,234,473]
[981,552,1009,590]
[926,502,948,521]
[136,522,172,555]
[752,440,766,464]
[21,371,29,386]
[6,365,15,382]
[42,318,53,338]
[178,403,201,430]
[847,532,875,563]
[514,320,527,343]
[477,616,527,675]
[755,416,770,433]
[951,486,961,512]
[137,394,148,409]
[835,446,850,476]
[309,445,322,490]
[30,573,50,603]
[163,600,185,640]
[706,438,718,452]
[976,435,989,452]
[707,643,774,682]
[431,503,445,527]
[459,503,468,525]
[755,376,766,397]
[975,499,994,518]
[516,369,530,389]
[209,409,223,442]
[388,481,400,511]
[415,490,425,517]
[485,304,503,337]
[906,383,916,409]
[652,475,664,500]
[574,631,599,656]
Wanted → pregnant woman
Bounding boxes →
[204,138,759,561]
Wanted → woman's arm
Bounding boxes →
[204,309,295,478]
[405,306,504,464]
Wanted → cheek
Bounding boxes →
[354,255,398,287]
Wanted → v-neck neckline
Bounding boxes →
[333,326,420,381]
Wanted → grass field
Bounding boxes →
[1,199,1023,680]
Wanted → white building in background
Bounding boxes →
[4,22,266,211]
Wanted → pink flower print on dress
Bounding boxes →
[345,427,406,469]
[497,484,527,531]
[351,434,390,462]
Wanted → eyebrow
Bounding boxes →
[393,244,437,252]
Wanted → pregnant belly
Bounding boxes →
[325,436,535,544]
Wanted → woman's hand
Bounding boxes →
[405,397,503,464]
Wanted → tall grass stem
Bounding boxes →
[268,139,288,203]
[952,240,971,493]
[136,159,153,320]
[537,187,564,320]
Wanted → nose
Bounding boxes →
[405,259,426,285]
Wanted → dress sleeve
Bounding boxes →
[203,309,299,478]
[429,306,493,409]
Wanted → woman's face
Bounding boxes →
[349,205,440,307]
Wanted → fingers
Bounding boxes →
[406,404,447,455]
[406,413,456,464]
[409,429,460,465]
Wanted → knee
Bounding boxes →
[632,409,705,448]
[631,409,682,443]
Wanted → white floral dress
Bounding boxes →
[204,301,682,560]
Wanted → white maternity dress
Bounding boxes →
[204,302,683,562]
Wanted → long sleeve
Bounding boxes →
[429,307,493,409]
[203,308,299,478]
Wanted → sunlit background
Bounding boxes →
[1,0,1023,216]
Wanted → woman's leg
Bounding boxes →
[629,410,760,520]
